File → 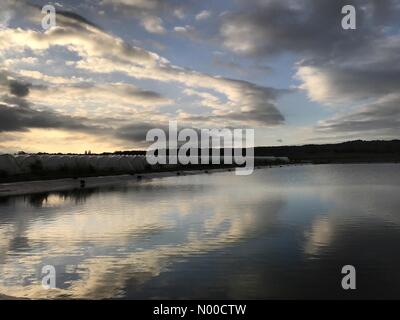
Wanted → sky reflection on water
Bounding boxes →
[1,164,400,299]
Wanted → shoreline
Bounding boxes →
[1,162,399,198]
[0,167,239,197]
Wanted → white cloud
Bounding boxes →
[295,66,338,105]
[174,25,194,34]
[101,0,159,10]
[18,69,85,85]
[195,10,211,21]
[0,8,285,132]
[140,15,165,34]
[173,25,200,41]
[173,8,185,19]
[32,82,172,106]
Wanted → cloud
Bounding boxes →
[296,62,400,105]
[9,80,31,97]
[293,30,400,106]
[214,0,400,139]
[220,0,400,101]
[0,6,13,29]
[173,25,199,40]
[140,15,166,34]
[0,2,292,154]
[101,0,162,10]
[0,102,102,133]
[0,70,31,98]
[173,8,185,19]
[100,0,195,16]
[56,10,104,31]
[75,53,286,126]
[99,0,190,34]
[24,82,174,121]
[212,53,272,77]
[180,109,284,127]
[33,82,172,107]
[115,122,169,145]
[196,10,211,21]
[0,7,285,127]
[1,95,31,109]
[17,69,86,85]
[220,0,400,58]
[180,81,287,126]
[302,59,400,138]
[316,94,400,137]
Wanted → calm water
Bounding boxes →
[1,164,400,299]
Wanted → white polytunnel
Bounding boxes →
[1,154,149,176]
[14,155,40,173]
[0,154,21,175]
[0,154,290,177]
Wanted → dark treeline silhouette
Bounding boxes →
[15,140,400,162]
[254,139,400,163]
[112,140,400,163]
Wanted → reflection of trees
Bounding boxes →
[21,187,123,207]
[25,193,50,207]
[0,197,12,206]
[57,188,100,205]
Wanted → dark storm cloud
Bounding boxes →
[1,95,31,109]
[299,63,400,102]
[182,83,287,125]
[222,108,285,125]
[116,122,214,147]
[316,96,400,135]
[9,80,31,97]
[8,1,104,34]
[226,83,288,126]
[57,10,103,30]
[115,122,169,144]
[304,61,400,136]
[121,86,166,101]
[219,0,400,138]
[221,0,400,58]
[0,102,102,133]
[0,71,31,98]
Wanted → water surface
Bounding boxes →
[1,164,400,299]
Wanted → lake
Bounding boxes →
[1,164,400,299]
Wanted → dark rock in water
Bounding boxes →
[177,172,181,176]
[80,180,86,188]
[137,175,142,180]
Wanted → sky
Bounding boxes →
[0,0,400,153]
